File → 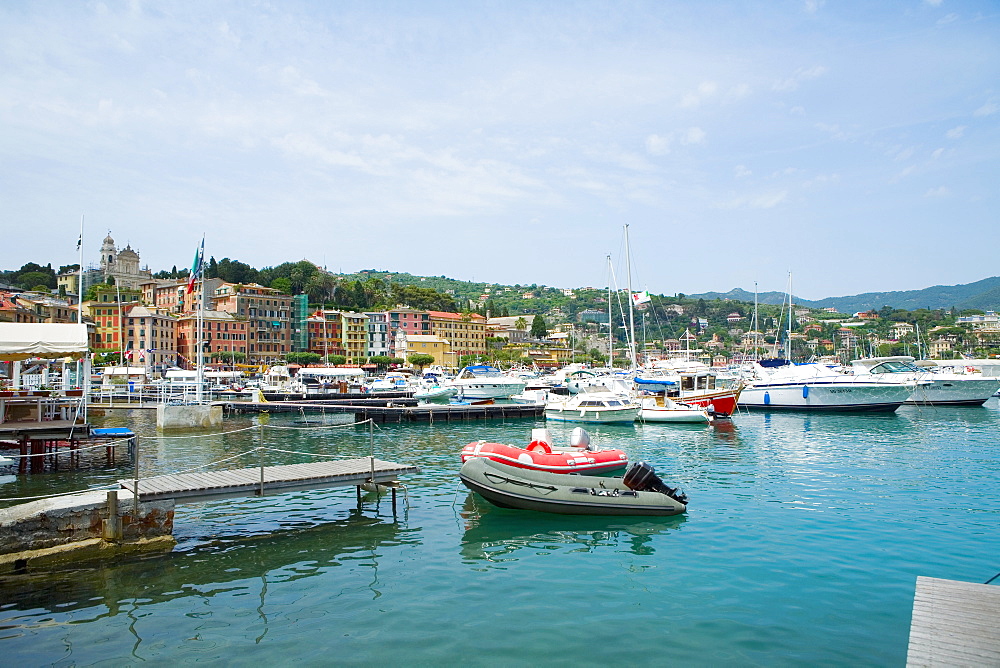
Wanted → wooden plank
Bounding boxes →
[907,576,1000,667]
[121,457,418,501]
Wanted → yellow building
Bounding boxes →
[427,311,486,360]
[405,335,453,367]
[340,312,370,364]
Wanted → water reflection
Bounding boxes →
[458,494,686,563]
[0,508,413,624]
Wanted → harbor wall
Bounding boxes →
[156,403,223,429]
[0,489,175,573]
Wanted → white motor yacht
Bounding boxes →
[447,365,526,400]
[739,359,918,412]
[849,357,1000,406]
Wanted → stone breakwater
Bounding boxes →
[0,489,176,573]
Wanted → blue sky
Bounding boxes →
[1,1,997,300]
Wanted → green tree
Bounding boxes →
[514,317,528,331]
[17,271,55,290]
[530,314,548,338]
[270,277,293,294]
[325,354,347,365]
[286,352,321,365]
[407,353,435,371]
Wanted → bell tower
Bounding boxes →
[99,232,117,274]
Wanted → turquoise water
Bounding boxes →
[2,401,999,666]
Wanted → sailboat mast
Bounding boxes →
[624,224,636,370]
[606,255,613,368]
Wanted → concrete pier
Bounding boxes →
[0,489,175,573]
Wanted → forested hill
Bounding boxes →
[690,277,1000,313]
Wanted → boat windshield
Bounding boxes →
[868,360,922,374]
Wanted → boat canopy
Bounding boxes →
[297,367,365,378]
[0,323,89,361]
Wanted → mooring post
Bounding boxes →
[392,486,397,514]
[258,424,265,497]
[104,489,122,541]
[133,436,140,516]
[368,418,375,484]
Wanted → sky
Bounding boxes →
[1,1,997,300]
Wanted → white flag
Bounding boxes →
[631,290,651,305]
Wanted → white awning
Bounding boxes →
[0,323,89,361]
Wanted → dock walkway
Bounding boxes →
[907,575,1000,666]
[225,400,544,423]
[121,457,420,503]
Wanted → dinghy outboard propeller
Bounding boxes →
[623,461,688,505]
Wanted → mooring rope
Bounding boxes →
[2,436,136,459]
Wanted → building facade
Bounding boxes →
[211,283,292,363]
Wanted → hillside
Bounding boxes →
[690,277,1000,314]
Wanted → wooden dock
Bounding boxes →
[224,400,544,423]
[907,576,1000,666]
[120,457,420,503]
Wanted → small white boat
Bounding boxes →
[638,397,711,423]
[509,389,551,405]
[414,384,458,402]
[544,390,640,423]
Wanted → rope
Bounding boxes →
[263,447,348,459]
[2,436,136,459]
[164,447,265,475]
[264,418,371,431]
[985,571,1000,585]
[137,424,261,440]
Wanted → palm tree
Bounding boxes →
[515,317,528,331]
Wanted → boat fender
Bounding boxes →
[527,440,552,454]
[802,385,809,399]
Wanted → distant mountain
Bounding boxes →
[683,288,799,306]
[691,277,1000,314]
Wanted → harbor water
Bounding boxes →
[2,400,999,666]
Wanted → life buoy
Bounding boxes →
[526,440,552,454]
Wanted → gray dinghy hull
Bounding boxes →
[459,458,686,516]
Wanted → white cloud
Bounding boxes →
[645,134,672,156]
[924,0,943,6]
[974,101,998,117]
[681,127,706,145]
[924,186,950,198]
[772,65,828,91]
[735,165,752,178]
[644,127,705,155]
[931,148,945,159]
[804,0,825,14]
[679,81,718,109]
[937,14,959,25]
[945,125,966,139]
[717,191,788,209]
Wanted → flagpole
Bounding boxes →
[77,215,84,323]
[196,236,205,404]
[77,215,84,398]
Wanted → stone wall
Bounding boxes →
[0,489,174,556]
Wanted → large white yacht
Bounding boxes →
[849,357,1000,406]
[738,359,918,412]
[447,365,526,400]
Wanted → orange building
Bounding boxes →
[175,310,248,368]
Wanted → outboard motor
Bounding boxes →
[569,427,592,450]
[623,461,688,504]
